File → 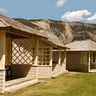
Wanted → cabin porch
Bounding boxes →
[0,30,38,93]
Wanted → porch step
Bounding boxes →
[4,78,40,93]
[5,77,35,87]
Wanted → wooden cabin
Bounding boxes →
[37,34,68,78]
[66,40,96,72]
[14,19,68,78]
[0,14,68,93]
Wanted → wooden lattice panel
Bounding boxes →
[12,39,35,65]
[38,47,51,65]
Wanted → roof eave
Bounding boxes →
[0,26,48,39]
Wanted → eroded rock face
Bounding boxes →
[14,18,96,44]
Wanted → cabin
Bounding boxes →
[0,14,68,93]
[36,32,68,78]
[14,19,68,78]
[66,40,96,72]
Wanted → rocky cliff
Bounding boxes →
[14,18,96,44]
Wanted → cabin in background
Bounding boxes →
[14,18,68,78]
[66,40,96,72]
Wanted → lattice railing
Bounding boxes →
[12,39,35,65]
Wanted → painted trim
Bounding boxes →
[88,52,91,72]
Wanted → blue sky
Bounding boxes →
[0,0,96,23]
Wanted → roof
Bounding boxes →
[46,32,67,48]
[0,14,67,49]
[0,14,46,38]
[66,40,96,51]
[14,18,68,49]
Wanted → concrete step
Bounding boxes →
[4,78,40,93]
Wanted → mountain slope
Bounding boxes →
[14,18,96,44]
[31,20,96,44]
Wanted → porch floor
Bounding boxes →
[90,69,96,72]
[4,77,39,93]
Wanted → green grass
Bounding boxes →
[1,72,96,96]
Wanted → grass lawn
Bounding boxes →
[1,72,96,96]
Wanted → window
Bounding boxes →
[91,52,96,63]
[80,52,88,64]
[38,47,51,65]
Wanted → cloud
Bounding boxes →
[0,8,9,13]
[61,10,91,22]
[87,13,96,22]
[56,0,67,8]
[21,0,25,3]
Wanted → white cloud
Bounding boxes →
[21,0,25,3]
[56,0,67,8]
[87,13,96,22]
[61,10,91,22]
[0,8,9,13]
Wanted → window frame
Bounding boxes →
[38,46,52,66]
[80,52,88,64]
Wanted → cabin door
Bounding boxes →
[90,52,96,69]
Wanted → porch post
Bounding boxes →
[88,51,90,72]
[50,47,53,66]
[34,39,39,66]
[58,49,61,65]
[34,39,39,79]
[64,49,66,64]
[0,31,6,93]
[64,49,67,71]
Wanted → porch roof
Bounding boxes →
[0,14,68,49]
[14,18,68,49]
[45,32,67,49]
[66,39,96,51]
[0,14,47,38]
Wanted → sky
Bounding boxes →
[0,0,96,23]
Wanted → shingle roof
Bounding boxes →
[46,32,66,48]
[0,14,67,49]
[14,18,67,49]
[0,14,46,37]
[66,40,96,51]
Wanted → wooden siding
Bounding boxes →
[66,51,88,72]
[37,66,52,78]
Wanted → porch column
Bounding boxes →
[0,31,6,93]
[88,51,91,72]
[58,49,61,65]
[64,49,66,64]
[50,47,53,66]
[34,39,39,66]
[34,39,39,79]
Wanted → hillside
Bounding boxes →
[14,18,96,44]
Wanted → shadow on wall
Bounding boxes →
[52,51,59,71]
[11,64,32,77]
